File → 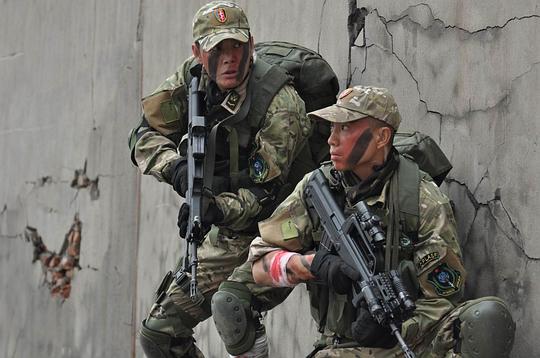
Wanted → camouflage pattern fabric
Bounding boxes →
[132,58,309,230]
[192,1,250,51]
[133,54,309,356]
[308,85,401,130]
[249,161,467,356]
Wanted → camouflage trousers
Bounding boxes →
[142,229,290,357]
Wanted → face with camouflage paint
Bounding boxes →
[193,38,253,91]
[327,118,385,178]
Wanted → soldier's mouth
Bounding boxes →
[221,70,238,78]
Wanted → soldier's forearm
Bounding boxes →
[252,250,314,287]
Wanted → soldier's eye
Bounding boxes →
[209,44,221,54]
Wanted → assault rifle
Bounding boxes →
[304,169,416,358]
[175,75,206,303]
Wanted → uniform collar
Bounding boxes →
[200,65,251,115]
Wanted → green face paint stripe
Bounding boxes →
[237,41,250,82]
[208,49,219,80]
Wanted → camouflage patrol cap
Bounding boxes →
[192,1,250,51]
[308,85,401,130]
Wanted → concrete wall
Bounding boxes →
[0,0,538,357]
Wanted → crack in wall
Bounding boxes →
[136,0,144,43]
[372,8,445,141]
[385,3,540,35]
[91,0,98,131]
[364,7,540,142]
[445,178,539,261]
[0,233,24,239]
[24,176,71,188]
[377,5,540,111]
[316,0,328,53]
[347,0,368,87]
[0,52,24,62]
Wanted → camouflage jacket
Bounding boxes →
[129,57,311,232]
[249,160,467,346]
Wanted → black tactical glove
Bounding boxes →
[177,199,224,239]
[351,304,398,349]
[309,250,361,294]
[167,159,188,198]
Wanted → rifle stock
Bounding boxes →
[304,169,416,358]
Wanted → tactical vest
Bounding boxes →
[308,155,428,340]
[182,58,318,203]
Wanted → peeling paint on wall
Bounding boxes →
[24,215,82,300]
[70,160,100,200]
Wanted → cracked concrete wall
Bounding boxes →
[1,0,538,357]
[0,0,142,357]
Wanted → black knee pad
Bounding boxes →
[139,319,176,358]
[212,281,257,356]
[458,297,515,358]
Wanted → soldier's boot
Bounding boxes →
[212,281,268,358]
[455,296,515,358]
[140,318,204,358]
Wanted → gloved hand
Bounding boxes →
[351,305,398,349]
[309,250,361,294]
[168,159,188,198]
[177,198,224,239]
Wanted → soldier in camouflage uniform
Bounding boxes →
[250,86,515,357]
[129,2,314,357]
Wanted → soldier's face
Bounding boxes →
[194,38,253,91]
[327,119,376,171]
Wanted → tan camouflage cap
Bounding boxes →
[308,85,401,130]
[192,1,250,51]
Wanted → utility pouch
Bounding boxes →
[154,270,173,303]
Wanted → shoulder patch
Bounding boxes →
[417,251,440,271]
[427,263,463,297]
[250,154,269,183]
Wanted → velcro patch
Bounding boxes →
[281,219,299,241]
[160,100,179,124]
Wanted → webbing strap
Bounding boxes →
[247,59,290,130]
[397,156,420,239]
[203,87,252,211]
[226,126,240,192]
[385,156,421,271]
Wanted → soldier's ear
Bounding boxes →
[192,42,202,63]
[249,36,255,56]
[376,126,393,149]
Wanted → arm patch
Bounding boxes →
[141,87,186,136]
